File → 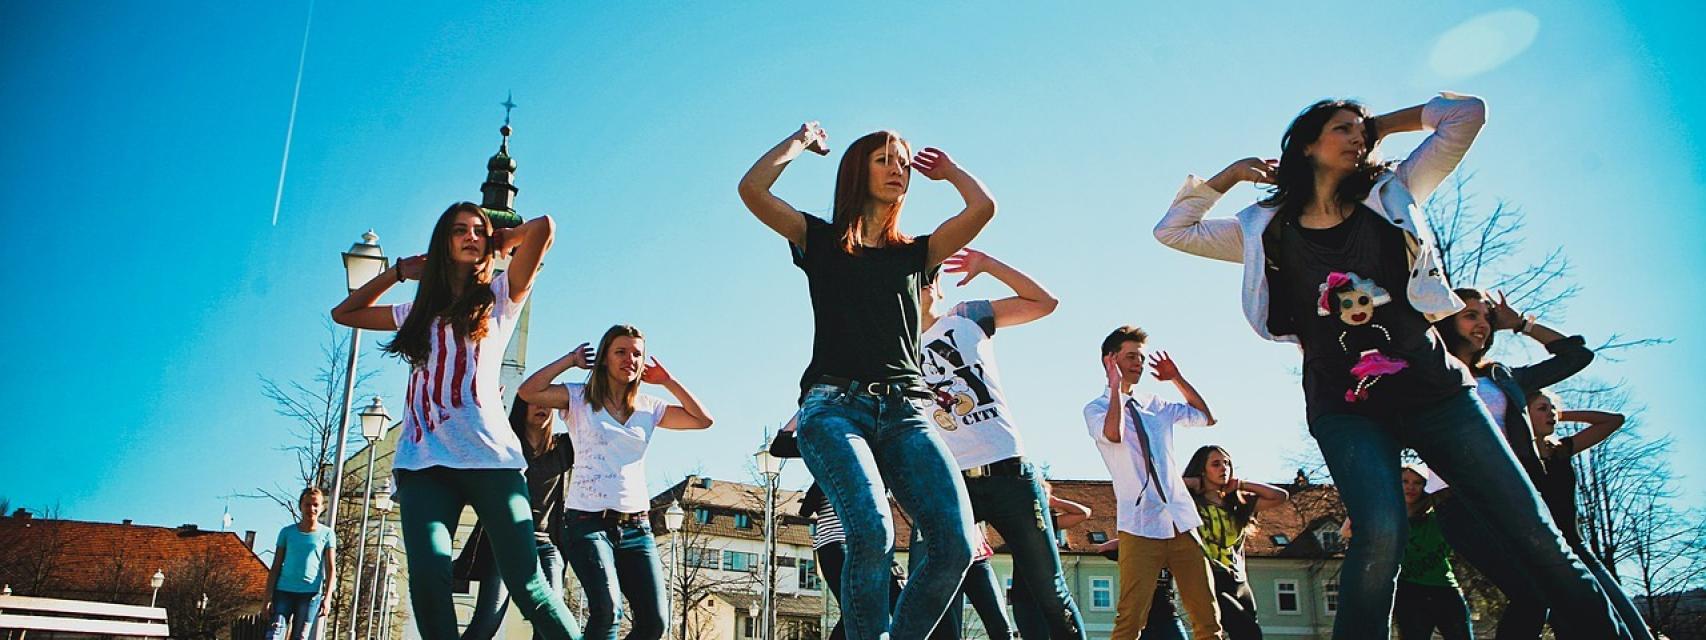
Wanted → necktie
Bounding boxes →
[1126,398,1169,504]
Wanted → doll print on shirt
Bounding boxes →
[922,326,999,431]
[1318,271,1409,403]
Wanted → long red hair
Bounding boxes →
[831,131,914,254]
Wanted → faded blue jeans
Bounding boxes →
[1313,389,1628,640]
[797,383,977,640]
[265,589,321,640]
[563,510,668,640]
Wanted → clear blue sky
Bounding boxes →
[4,2,1701,566]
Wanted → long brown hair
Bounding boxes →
[832,131,913,254]
[1183,445,1258,532]
[1261,100,1393,221]
[1433,287,1495,373]
[382,202,499,368]
[583,325,644,416]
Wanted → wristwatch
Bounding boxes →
[1517,314,1537,335]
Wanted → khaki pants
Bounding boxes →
[1111,532,1222,640]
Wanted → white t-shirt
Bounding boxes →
[1084,389,1211,539]
[390,276,528,472]
[920,301,1025,469]
[561,382,670,513]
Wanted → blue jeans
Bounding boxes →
[563,510,668,640]
[963,467,1085,640]
[796,383,977,640]
[462,539,566,640]
[1311,389,1628,640]
[925,558,1012,640]
[265,590,321,640]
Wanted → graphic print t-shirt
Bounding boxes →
[920,301,1025,469]
[561,382,670,513]
[390,276,529,471]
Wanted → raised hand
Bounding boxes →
[795,121,830,156]
[566,343,596,370]
[1148,351,1182,382]
[640,356,674,385]
[1224,157,1278,185]
[1103,354,1123,390]
[1487,290,1524,331]
[396,255,427,281]
[912,147,960,181]
[941,248,991,286]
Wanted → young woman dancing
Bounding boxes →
[1181,446,1289,640]
[518,326,714,640]
[1430,288,1650,638]
[739,121,996,639]
[1153,94,1629,639]
[331,202,580,640]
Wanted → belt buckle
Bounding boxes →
[965,465,988,479]
[862,381,886,396]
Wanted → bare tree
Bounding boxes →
[657,482,763,640]
[159,546,264,639]
[0,505,69,597]
[241,320,379,518]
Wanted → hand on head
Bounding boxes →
[797,121,830,156]
[912,147,958,181]
[640,356,673,385]
[567,343,595,369]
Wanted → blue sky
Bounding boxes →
[3,2,1701,569]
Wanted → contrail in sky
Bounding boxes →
[271,0,315,226]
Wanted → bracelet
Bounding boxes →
[1518,314,1537,335]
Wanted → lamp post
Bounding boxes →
[349,397,391,640]
[753,447,781,640]
[663,503,685,638]
[330,230,385,632]
[364,483,394,640]
[150,569,164,607]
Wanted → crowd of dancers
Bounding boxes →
[251,91,1654,640]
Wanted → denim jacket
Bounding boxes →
[1154,93,1488,344]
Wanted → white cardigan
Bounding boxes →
[1153,93,1487,345]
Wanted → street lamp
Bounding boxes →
[664,503,685,639]
[350,397,391,640]
[330,230,386,630]
[150,569,164,607]
[364,481,395,640]
[753,447,781,640]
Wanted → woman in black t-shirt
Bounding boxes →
[739,122,996,640]
[1154,94,1630,640]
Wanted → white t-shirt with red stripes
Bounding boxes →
[390,276,528,472]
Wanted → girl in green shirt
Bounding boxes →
[1182,446,1290,640]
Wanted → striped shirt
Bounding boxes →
[812,502,844,549]
[390,275,529,472]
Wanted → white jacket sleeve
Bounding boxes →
[1153,175,1244,264]
[1394,93,1488,204]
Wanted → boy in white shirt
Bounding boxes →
[1083,326,1223,640]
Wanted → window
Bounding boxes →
[723,550,759,572]
[694,508,712,525]
[740,612,757,638]
[1275,580,1299,614]
[1323,580,1340,615]
[798,557,821,590]
[1087,531,1108,544]
[1270,534,1290,546]
[735,513,752,529]
[778,556,796,568]
[685,547,719,569]
[1317,529,1342,551]
[1090,577,1114,611]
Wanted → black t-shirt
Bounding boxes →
[791,214,933,392]
[1538,436,1583,547]
[1264,206,1472,419]
[524,433,574,539]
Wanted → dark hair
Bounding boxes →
[1182,445,1257,532]
[1433,287,1494,373]
[832,131,913,254]
[584,325,644,416]
[1100,326,1149,357]
[508,396,559,459]
[382,202,499,368]
[1261,100,1392,221]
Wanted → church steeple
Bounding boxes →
[480,93,520,216]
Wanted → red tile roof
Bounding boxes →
[0,512,270,605]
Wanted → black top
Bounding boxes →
[1264,206,1472,419]
[791,213,933,392]
[1538,435,1583,547]
[1483,337,1595,484]
[524,433,575,538]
